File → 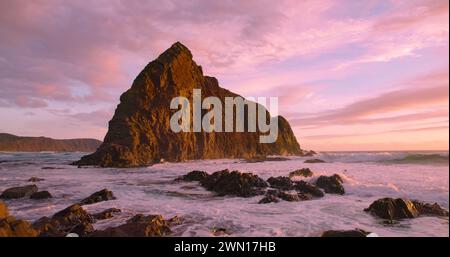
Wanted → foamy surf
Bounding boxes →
[0,151,448,237]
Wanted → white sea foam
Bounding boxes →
[0,151,448,237]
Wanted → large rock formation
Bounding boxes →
[0,133,101,152]
[73,42,301,167]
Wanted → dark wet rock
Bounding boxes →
[0,185,38,199]
[315,174,345,195]
[304,159,326,163]
[294,181,324,197]
[200,169,267,197]
[28,177,45,182]
[259,189,307,203]
[258,194,280,204]
[276,191,300,202]
[41,167,64,170]
[79,189,116,205]
[244,156,290,163]
[70,222,94,237]
[167,216,182,226]
[91,214,173,237]
[126,214,164,224]
[364,198,419,220]
[321,229,370,237]
[32,217,64,237]
[0,201,38,237]
[52,204,94,227]
[297,193,314,201]
[33,204,94,237]
[412,200,449,217]
[175,170,209,182]
[212,227,231,236]
[92,208,122,220]
[289,168,314,178]
[267,176,293,190]
[30,191,52,200]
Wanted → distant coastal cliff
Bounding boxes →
[74,42,302,167]
[0,133,101,152]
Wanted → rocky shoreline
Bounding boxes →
[1,167,448,237]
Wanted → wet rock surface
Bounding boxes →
[0,185,38,199]
[364,198,419,220]
[315,174,345,195]
[0,201,38,237]
[267,176,294,190]
[321,229,370,237]
[365,198,448,220]
[258,189,311,204]
[289,168,313,178]
[91,214,174,237]
[79,189,116,205]
[92,208,122,220]
[412,200,449,217]
[33,204,94,237]
[30,191,52,200]
[175,170,209,182]
[294,181,324,198]
[304,159,327,163]
[199,169,268,197]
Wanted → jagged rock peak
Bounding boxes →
[73,42,301,167]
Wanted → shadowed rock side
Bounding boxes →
[73,42,301,167]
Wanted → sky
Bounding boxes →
[0,0,448,151]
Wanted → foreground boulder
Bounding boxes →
[267,176,294,190]
[0,185,38,199]
[79,189,116,205]
[412,200,449,217]
[32,204,94,236]
[0,201,38,237]
[315,174,345,195]
[294,181,324,198]
[72,42,301,168]
[365,198,448,220]
[0,216,39,237]
[200,170,267,197]
[321,229,370,237]
[30,191,52,200]
[91,214,174,237]
[289,168,313,178]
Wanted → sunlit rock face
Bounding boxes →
[74,42,301,167]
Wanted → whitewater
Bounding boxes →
[0,151,448,237]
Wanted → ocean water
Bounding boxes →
[0,151,448,237]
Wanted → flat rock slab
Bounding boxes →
[0,185,38,199]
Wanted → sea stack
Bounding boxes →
[73,42,301,167]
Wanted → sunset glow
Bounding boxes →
[0,0,448,151]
